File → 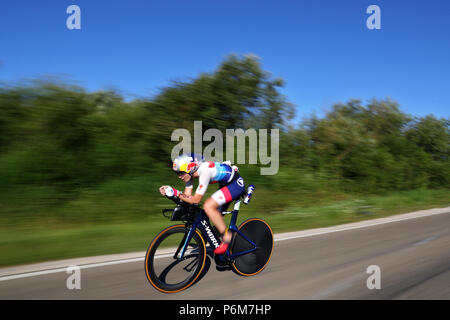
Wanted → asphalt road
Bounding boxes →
[1,209,449,299]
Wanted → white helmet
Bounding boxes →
[172,153,204,175]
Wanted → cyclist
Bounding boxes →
[159,153,245,255]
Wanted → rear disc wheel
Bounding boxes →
[230,218,274,276]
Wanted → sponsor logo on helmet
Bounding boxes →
[187,162,197,172]
[179,163,188,173]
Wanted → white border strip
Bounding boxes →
[274,206,450,242]
[1,206,448,282]
[0,258,144,282]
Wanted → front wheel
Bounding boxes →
[230,218,274,276]
[145,224,207,293]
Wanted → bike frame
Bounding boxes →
[175,200,257,262]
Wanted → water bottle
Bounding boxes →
[243,184,255,204]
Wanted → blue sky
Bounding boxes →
[1,0,449,121]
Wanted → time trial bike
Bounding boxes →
[144,185,274,293]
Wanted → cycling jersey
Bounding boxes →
[189,161,245,206]
[194,161,235,195]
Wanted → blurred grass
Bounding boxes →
[0,179,448,267]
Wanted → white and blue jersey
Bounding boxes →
[191,161,245,206]
[210,162,236,184]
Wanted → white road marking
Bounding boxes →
[274,207,449,242]
[0,258,144,282]
[1,207,448,282]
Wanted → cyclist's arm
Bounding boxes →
[179,169,210,204]
[179,192,203,204]
[183,179,194,196]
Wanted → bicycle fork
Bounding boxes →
[174,227,196,261]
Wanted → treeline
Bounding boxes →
[280,100,449,192]
[0,55,448,198]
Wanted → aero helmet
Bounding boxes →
[172,153,204,175]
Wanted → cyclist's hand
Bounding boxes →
[159,185,169,196]
[160,186,177,197]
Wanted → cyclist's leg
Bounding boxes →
[216,183,228,213]
[203,196,232,255]
[203,197,227,237]
[212,176,245,209]
[205,177,245,253]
